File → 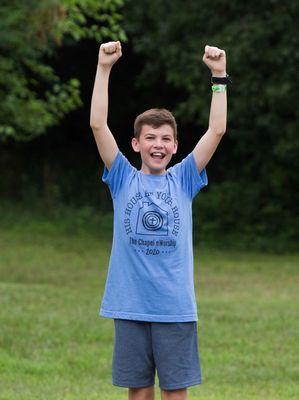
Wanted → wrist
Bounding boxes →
[211,70,226,77]
[97,63,113,73]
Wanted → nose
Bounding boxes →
[153,139,163,148]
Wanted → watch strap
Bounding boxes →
[211,74,232,84]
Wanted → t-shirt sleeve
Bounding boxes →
[102,151,134,198]
[171,151,208,199]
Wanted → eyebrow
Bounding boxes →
[144,133,172,138]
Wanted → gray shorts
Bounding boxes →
[112,319,202,390]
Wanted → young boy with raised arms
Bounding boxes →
[90,40,229,400]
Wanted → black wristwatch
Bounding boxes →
[211,74,232,84]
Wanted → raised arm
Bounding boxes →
[192,45,228,172]
[90,41,122,169]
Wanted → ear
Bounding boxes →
[131,137,140,153]
[173,139,178,154]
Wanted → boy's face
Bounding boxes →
[131,124,178,175]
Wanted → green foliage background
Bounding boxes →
[123,0,299,248]
[0,0,298,250]
[0,0,126,141]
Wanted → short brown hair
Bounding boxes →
[134,108,177,140]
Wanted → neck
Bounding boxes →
[141,164,166,175]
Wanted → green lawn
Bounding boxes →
[0,209,298,399]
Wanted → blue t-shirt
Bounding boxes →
[99,150,208,322]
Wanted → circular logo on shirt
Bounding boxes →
[142,211,163,231]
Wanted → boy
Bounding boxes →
[90,41,228,400]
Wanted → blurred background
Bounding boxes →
[1,2,299,400]
[1,0,298,251]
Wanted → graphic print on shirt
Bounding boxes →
[124,190,180,256]
[136,202,168,236]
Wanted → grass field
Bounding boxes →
[0,207,298,399]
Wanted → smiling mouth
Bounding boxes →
[150,152,165,159]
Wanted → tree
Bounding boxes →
[122,0,299,246]
[0,0,126,141]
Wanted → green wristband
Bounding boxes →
[212,84,227,93]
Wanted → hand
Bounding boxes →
[98,41,122,68]
[203,45,226,76]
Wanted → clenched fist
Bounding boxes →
[203,45,226,76]
[98,41,122,67]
